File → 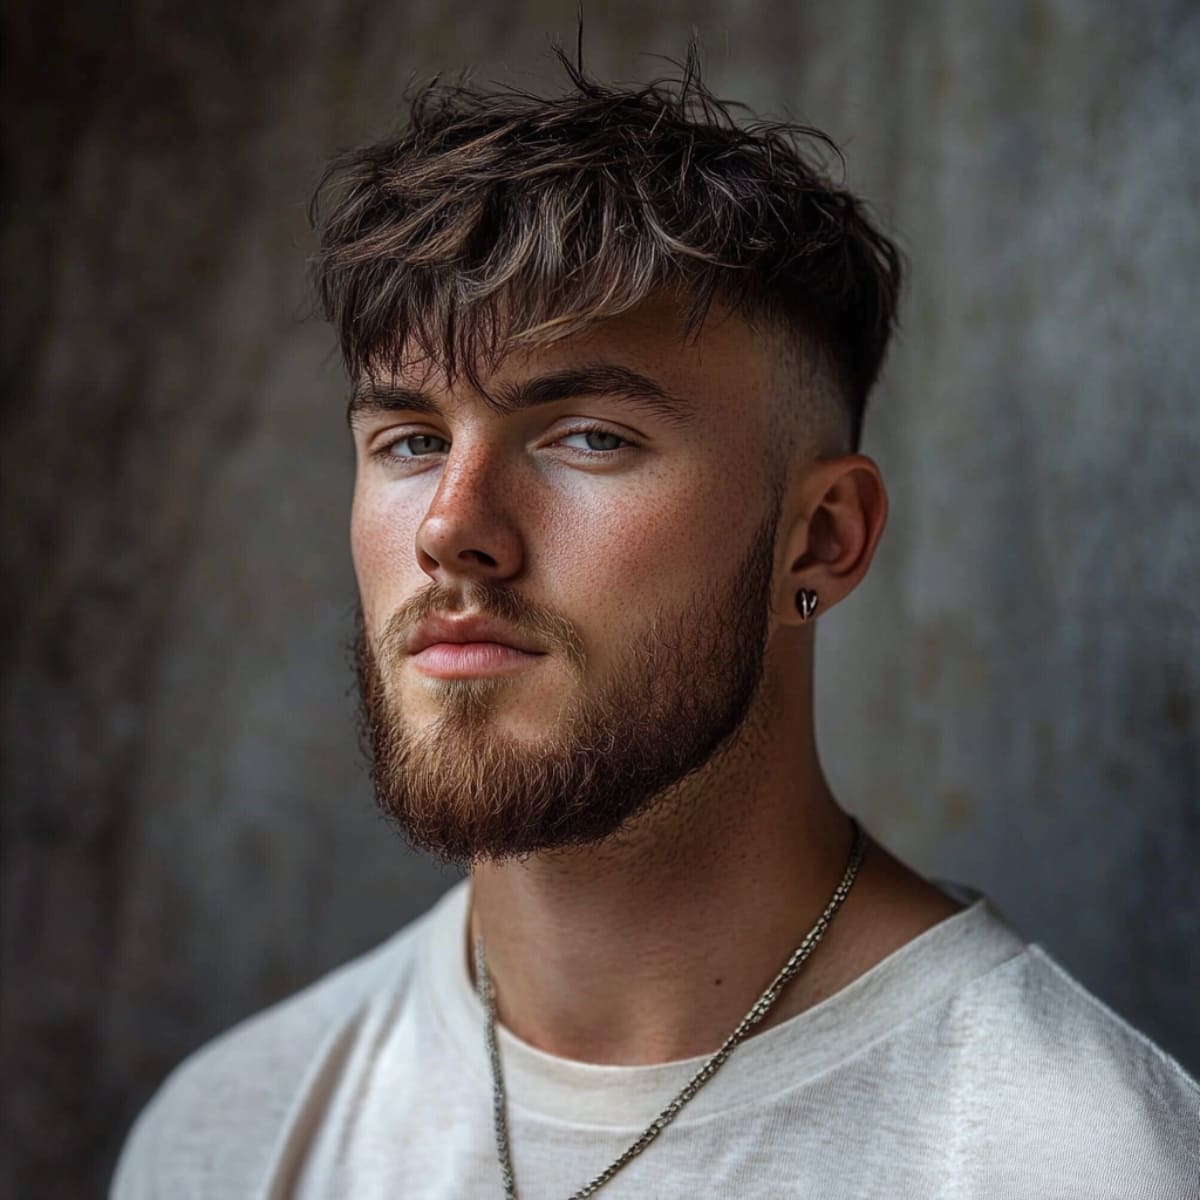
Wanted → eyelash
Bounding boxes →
[372,424,635,465]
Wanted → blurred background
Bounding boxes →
[2,1,1198,1195]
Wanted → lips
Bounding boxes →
[405,613,547,681]
[406,614,545,657]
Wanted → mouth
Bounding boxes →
[411,641,546,679]
[406,613,548,679]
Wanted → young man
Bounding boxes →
[112,52,1198,1199]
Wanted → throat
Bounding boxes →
[467,813,874,1066]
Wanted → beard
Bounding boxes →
[353,493,783,866]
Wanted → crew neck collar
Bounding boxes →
[420,877,1026,1129]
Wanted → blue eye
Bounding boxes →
[388,434,449,458]
[560,429,628,452]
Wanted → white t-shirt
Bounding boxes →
[112,879,1200,1199]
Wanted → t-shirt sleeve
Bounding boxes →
[106,1021,310,1199]
[107,923,422,1198]
[109,1090,161,1198]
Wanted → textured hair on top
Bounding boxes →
[309,41,902,452]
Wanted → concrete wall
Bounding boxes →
[3,2,1197,1194]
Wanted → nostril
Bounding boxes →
[460,548,498,567]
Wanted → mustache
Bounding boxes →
[376,580,587,675]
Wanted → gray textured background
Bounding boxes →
[2,2,1198,1195]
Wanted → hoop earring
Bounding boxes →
[795,588,819,622]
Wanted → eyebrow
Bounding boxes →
[346,363,694,431]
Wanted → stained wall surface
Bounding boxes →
[2,2,1197,1195]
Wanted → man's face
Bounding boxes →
[349,295,791,864]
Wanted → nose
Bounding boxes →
[414,442,525,586]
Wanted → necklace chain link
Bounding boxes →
[474,816,868,1200]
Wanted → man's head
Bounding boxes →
[311,49,899,865]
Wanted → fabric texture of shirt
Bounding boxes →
[111,878,1200,1199]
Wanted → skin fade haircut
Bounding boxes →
[309,43,902,454]
[311,44,904,865]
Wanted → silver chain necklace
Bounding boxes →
[473,816,867,1200]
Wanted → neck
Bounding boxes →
[467,657,885,1065]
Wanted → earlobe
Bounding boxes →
[775,453,887,626]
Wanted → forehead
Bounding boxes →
[355,293,787,423]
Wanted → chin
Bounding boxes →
[401,667,574,740]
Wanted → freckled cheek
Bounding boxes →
[349,490,426,629]
[543,480,722,626]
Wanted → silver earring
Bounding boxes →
[795,588,819,621]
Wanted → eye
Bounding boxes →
[558,429,630,453]
[384,433,450,459]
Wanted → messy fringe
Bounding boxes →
[308,38,902,449]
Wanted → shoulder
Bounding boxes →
[959,941,1200,1111]
[109,888,456,1198]
[938,937,1200,1194]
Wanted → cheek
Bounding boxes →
[544,466,759,627]
[350,487,424,632]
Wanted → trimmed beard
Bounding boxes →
[353,492,783,865]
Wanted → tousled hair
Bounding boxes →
[309,41,902,452]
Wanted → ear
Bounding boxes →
[773,454,889,625]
